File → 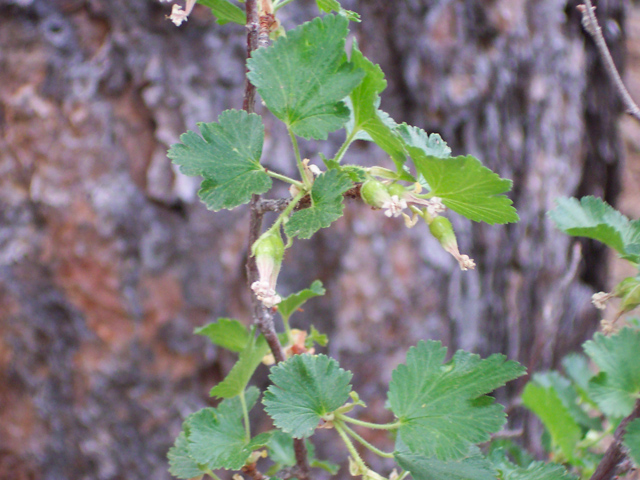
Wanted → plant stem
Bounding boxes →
[266,169,304,187]
[205,469,223,480]
[397,470,409,480]
[242,0,260,113]
[578,0,640,122]
[339,422,395,459]
[333,132,355,163]
[287,127,309,188]
[336,413,402,430]
[239,389,251,442]
[590,399,640,480]
[334,421,368,472]
[242,0,310,478]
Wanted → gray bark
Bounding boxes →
[0,0,623,478]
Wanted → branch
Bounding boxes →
[242,0,260,113]
[241,2,311,478]
[578,1,640,122]
[590,399,640,480]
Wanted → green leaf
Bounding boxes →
[489,448,577,480]
[197,0,246,25]
[550,196,640,264]
[247,15,364,140]
[346,44,406,173]
[315,0,360,21]
[410,150,518,224]
[397,124,452,159]
[530,371,601,431]
[263,354,353,438]
[584,328,640,417]
[307,325,328,348]
[187,387,271,470]
[168,431,206,479]
[388,340,526,460]
[624,418,640,467]
[278,280,326,321]
[168,110,271,211]
[284,169,352,239]
[395,447,496,480]
[195,318,250,353]
[209,334,270,398]
[521,377,582,460]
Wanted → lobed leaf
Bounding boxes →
[410,150,518,224]
[584,328,640,417]
[397,123,452,159]
[187,387,271,470]
[263,354,353,438]
[550,196,640,264]
[247,15,364,140]
[168,110,271,211]
[195,318,250,353]
[388,340,525,460]
[284,169,352,239]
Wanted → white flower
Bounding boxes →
[381,195,407,218]
[169,0,196,26]
[592,291,612,310]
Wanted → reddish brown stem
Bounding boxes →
[242,0,259,113]
[590,399,640,480]
[241,2,311,479]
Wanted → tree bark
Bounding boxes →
[0,0,625,478]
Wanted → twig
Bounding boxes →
[578,1,640,122]
[242,0,260,113]
[590,399,640,480]
[241,2,311,478]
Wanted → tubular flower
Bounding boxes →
[592,291,612,310]
[250,229,285,308]
[429,216,476,271]
[169,0,196,26]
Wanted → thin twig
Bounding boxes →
[578,1,640,122]
[242,0,260,113]
[241,2,311,478]
[590,399,640,480]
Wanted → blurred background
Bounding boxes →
[1,0,640,478]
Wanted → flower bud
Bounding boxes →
[251,229,285,307]
[429,217,475,271]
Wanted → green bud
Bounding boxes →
[429,216,457,250]
[251,228,285,308]
[251,229,284,262]
[360,178,391,208]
